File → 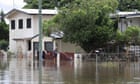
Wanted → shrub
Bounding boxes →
[0,40,8,51]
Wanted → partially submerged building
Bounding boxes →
[112,11,140,56]
[5,8,57,57]
[5,8,84,58]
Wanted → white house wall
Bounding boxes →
[32,15,38,35]
[9,12,34,53]
[130,17,140,27]
[10,13,34,38]
[118,17,140,32]
[16,40,27,56]
[118,19,127,32]
[32,36,53,50]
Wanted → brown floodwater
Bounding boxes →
[0,57,140,84]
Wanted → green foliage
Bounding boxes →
[0,10,9,50]
[43,19,59,36]
[24,0,73,9]
[125,26,140,44]
[0,22,9,40]
[115,26,140,45]
[0,10,5,22]
[54,0,118,52]
[0,40,8,51]
[117,0,140,11]
[116,30,127,44]
[0,10,9,41]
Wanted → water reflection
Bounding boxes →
[1,57,140,84]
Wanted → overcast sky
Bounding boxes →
[0,0,26,13]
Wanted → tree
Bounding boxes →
[0,22,8,40]
[116,26,140,45]
[124,26,140,45]
[117,0,140,11]
[53,0,118,52]
[0,10,9,41]
[115,26,140,54]
[0,10,9,50]
[24,0,140,11]
[43,19,58,36]
[0,10,5,22]
[23,0,73,9]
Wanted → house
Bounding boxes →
[112,11,140,32]
[113,11,140,56]
[5,8,84,58]
[5,8,57,57]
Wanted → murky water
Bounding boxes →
[1,57,140,84]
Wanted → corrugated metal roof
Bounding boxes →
[5,8,58,18]
[117,11,140,15]
[50,31,64,39]
[17,8,58,15]
[111,11,140,18]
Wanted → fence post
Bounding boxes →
[57,53,60,68]
[74,53,77,64]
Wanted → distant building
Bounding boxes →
[112,11,140,56]
[112,11,140,32]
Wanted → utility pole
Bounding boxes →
[38,0,42,84]
[13,0,15,8]
[95,50,99,84]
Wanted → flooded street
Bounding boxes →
[0,57,140,84]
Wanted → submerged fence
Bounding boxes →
[81,52,139,62]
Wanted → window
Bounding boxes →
[27,18,31,28]
[44,42,53,52]
[11,20,15,29]
[18,19,23,29]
